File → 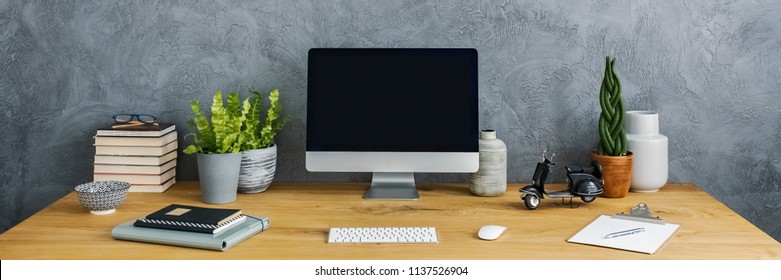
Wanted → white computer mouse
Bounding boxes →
[478,225,507,241]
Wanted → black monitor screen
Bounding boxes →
[307,48,478,152]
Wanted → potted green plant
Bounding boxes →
[237,89,288,193]
[591,56,633,198]
[184,90,251,204]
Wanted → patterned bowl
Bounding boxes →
[75,181,130,215]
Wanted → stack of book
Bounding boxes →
[93,123,178,192]
[111,204,270,251]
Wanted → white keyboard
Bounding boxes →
[328,227,439,244]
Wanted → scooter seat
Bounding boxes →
[566,166,584,173]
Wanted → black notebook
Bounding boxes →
[134,204,244,234]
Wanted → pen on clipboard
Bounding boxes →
[604,227,645,239]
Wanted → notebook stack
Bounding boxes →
[93,123,178,192]
[112,204,270,251]
[134,204,246,234]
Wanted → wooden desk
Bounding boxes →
[1,182,779,260]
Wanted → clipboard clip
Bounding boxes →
[612,203,666,225]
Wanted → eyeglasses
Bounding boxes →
[112,114,157,124]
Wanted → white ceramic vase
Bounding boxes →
[469,130,507,196]
[625,111,668,192]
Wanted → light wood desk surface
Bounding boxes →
[1,182,779,260]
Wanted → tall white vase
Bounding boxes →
[625,111,668,192]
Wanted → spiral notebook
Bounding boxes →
[133,204,244,234]
[135,214,247,234]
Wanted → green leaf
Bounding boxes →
[211,91,229,151]
[183,144,200,155]
[227,92,241,117]
[258,89,287,148]
[245,90,263,149]
[220,132,240,153]
[183,133,202,154]
[248,90,262,125]
[188,100,215,153]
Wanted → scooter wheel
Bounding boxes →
[524,194,540,210]
[581,196,596,203]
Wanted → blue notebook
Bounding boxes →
[112,216,269,251]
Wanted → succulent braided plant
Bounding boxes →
[597,56,628,156]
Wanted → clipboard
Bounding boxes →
[567,203,680,254]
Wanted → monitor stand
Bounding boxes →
[363,172,420,200]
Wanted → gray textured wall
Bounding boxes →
[2,0,779,242]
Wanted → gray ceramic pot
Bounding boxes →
[197,152,242,204]
[238,145,277,193]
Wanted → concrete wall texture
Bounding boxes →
[2,1,779,241]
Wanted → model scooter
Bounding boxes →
[519,152,604,210]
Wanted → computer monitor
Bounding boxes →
[306,48,479,200]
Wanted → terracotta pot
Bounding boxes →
[591,150,633,198]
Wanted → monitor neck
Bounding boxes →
[363,172,420,200]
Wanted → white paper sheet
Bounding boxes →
[567,215,680,254]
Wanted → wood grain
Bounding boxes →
[0,182,779,260]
